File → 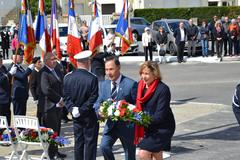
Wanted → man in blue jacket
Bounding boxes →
[94,55,137,160]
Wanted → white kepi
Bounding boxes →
[74,50,92,61]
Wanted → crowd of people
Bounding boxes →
[142,15,240,63]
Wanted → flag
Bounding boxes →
[50,0,62,60]
[18,0,36,64]
[35,0,52,58]
[115,0,133,54]
[67,0,82,68]
[88,0,103,54]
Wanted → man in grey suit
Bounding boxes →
[94,55,137,160]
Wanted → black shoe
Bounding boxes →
[57,152,67,158]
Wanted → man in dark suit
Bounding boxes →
[10,52,34,115]
[38,51,66,160]
[0,54,16,124]
[64,50,99,160]
[1,29,10,59]
[29,57,42,124]
[174,21,187,63]
[94,55,137,160]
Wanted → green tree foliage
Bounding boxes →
[134,6,240,24]
[28,0,52,17]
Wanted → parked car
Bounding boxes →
[111,17,151,40]
[150,19,202,56]
[101,24,139,55]
[58,23,68,57]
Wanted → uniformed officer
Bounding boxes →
[63,50,99,160]
[10,51,35,115]
[0,54,16,124]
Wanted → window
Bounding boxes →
[102,4,115,14]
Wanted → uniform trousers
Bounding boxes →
[73,112,99,160]
[0,103,11,125]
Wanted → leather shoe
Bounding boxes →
[57,152,67,158]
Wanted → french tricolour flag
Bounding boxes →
[88,0,103,54]
[67,0,82,68]
[50,0,61,60]
[115,0,133,54]
[35,0,52,58]
[18,0,36,64]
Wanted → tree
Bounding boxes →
[28,0,55,18]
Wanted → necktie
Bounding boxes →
[111,81,117,100]
[19,65,25,72]
[52,69,60,80]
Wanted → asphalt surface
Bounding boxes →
[1,48,240,159]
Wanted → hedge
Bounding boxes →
[134,6,240,24]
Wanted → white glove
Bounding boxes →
[28,64,35,70]
[33,100,38,104]
[72,107,80,118]
[115,50,120,56]
[9,66,17,75]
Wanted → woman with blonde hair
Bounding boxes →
[214,20,224,61]
[135,61,175,160]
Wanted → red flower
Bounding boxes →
[31,131,38,139]
[50,132,58,139]
[120,108,127,117]
[133,108,140,113]
[40,127,49,132]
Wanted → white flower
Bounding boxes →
[107,106,113,116]
[114,109,120,117]
[41,133,49,141]
[99,106,104,113]
[128,104,136,111]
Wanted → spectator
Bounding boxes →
[222,16,230,56]
[199,20,209,57]
[156,26,168,63]
[136,61,175,160]
[186,19,199,57]
[174,21,187,63]
[11,33,20,55]
[142,27,153,61]
[228,19,239,56]
[29,57,42,125]
[1,28,10,59]
[208,15,218,56]
[213,20,224,61]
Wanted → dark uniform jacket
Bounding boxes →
[0,65,11,104]
[38,65,63,112]
[11,65,32,101]
[63,69,98,118]
[174,28,187,45]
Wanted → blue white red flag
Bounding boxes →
[18,0,36,64]
[35,0,52,58]
[67,0,82,68]
[115,0,133,54]
[50,0,62,60]
[88,0,103,54]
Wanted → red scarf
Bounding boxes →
[134,79,159,144]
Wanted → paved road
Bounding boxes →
[121,61,240,105]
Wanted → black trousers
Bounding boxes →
[2,48,9,59]
[73,113,99,160]
[223,38,228,56]
[211,34,215,55]
[12,99,27,115]
[0,103,11,125]
[229,38,238,56]
[144,44,153,61]
[43,107,62,158]
[177,41,185,63]
[216,40,223,58]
